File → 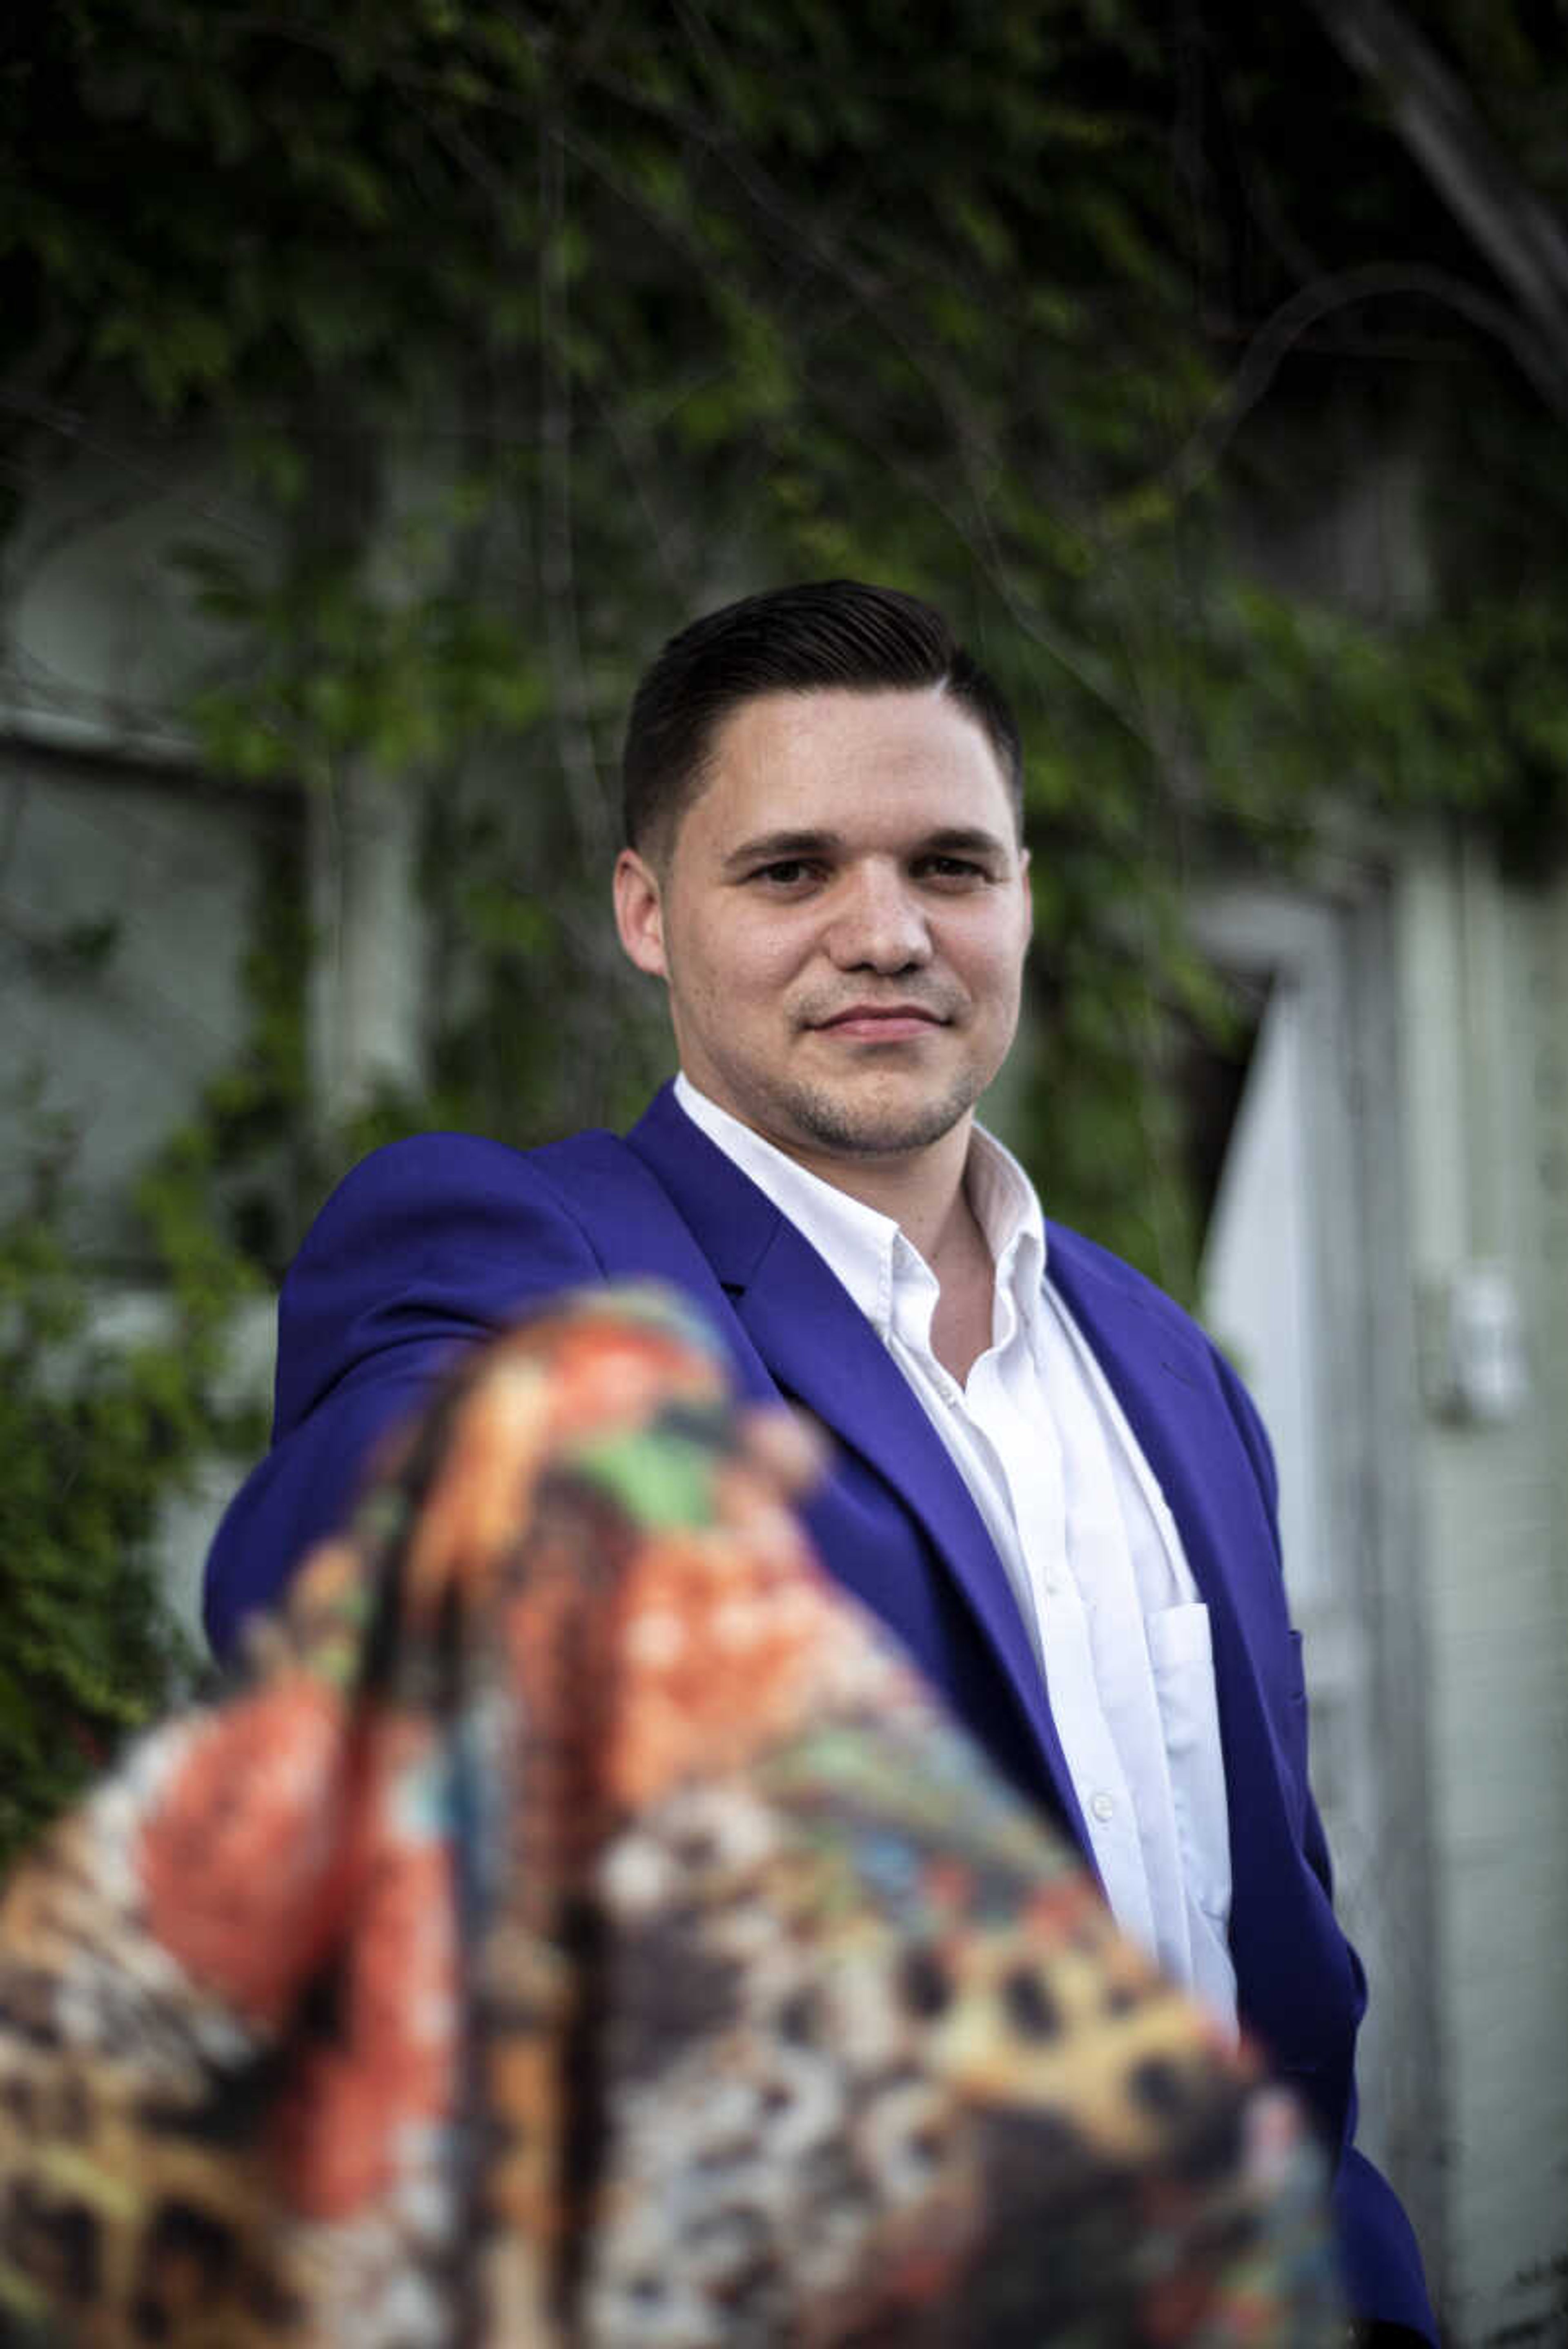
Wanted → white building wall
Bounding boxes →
[3,427,430,1134]
[1197,882,1440,2273]
[2,431,429,1628]
[1394,839,1568,2346]
[0,741,285,1244]
[1201,977,1326,1610]
[1205,847,1568,2342]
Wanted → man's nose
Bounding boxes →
[823,865,932,971]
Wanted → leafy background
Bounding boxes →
[3,0,1568,1862]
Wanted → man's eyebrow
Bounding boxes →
[721,825,1015,875]
[918,826,1013,859]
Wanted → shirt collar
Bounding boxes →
[964,1121,1048,1347]
[673,1073,1048,1345]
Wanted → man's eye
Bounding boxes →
[751,860,817,887]
[918,856,987,882]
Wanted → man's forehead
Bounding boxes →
[692,685,1018,828]
[709,681,970,760]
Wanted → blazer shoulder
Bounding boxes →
[274,1127,650,1434]
[1045,1220,1207,1345]
[292,1125,653,1260]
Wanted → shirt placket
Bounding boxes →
[968,1343,1152,1964]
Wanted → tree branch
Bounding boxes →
[1165,261,1568,502]
[1309,0,1568,388]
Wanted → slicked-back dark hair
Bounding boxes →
[621,580,1025,857]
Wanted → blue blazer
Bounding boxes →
[205,1083,1434,2339]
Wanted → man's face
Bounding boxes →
[614,687,1032,1169]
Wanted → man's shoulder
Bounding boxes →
[283,1123,688,1296]
[1045,1217,1208,1344]
[311,1122,648,1217]
[1047,1217,1277,1502]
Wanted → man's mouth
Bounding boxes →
[810,1004,948,1040]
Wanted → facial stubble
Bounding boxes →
[739,1059,991,1161]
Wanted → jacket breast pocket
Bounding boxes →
[1147,1602,1232,1929]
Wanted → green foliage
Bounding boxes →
[0,1103,261,1870]
[181,546,551,786]
[6,0,1568,1848]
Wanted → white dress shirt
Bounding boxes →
[675,1073,1238,2031]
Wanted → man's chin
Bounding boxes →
[775,1079,979,1160]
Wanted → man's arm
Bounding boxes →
[203,1132,606,1658]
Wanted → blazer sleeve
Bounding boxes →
[203,1133,605,1658]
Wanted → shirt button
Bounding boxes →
[1090,1791,1116,1823]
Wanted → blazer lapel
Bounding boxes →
[628,1088,1089,1841]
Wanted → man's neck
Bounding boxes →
[783,1123,997,1384]
[775,1117,976,1268]
[675,1078,1002,1383]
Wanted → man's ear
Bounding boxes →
[613,847,668,978]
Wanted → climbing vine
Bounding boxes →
[0,1099,249,1861]
[4,0,1568,1861]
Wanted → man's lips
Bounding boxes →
[808,1005,948,1041]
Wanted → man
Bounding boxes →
[205,581,1434,2342]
